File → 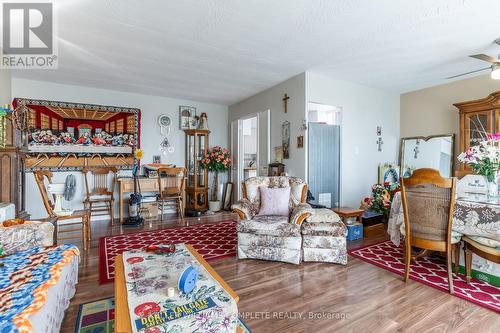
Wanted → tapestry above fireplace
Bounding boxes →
[13,98,141,172]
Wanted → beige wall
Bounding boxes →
[401,74,500,159]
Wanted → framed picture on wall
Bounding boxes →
[179,106,196,130]
[378,162,400,184]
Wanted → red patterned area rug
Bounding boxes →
[99,220,237,284]
[349,240,500,313]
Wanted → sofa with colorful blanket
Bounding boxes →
[0,220,80,333]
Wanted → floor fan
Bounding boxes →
[47,175,77,216]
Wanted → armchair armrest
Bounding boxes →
[290,203,314,225]
[232,199,258,220]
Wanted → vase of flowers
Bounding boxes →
[458,133,500,197]
[361,182,400,217]
[201,146,231,212]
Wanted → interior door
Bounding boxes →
[308,122,341,208]
[257,110,270,176]
[230,119,242,199]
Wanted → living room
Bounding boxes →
[0,1,499,332]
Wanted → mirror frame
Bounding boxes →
[221,182,234,211]
[399,133,455,178]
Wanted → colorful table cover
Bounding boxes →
[0,244,80,333]
[122,244,238,333]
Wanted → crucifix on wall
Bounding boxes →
[282,93,290,113]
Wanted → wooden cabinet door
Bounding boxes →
[495,109,500,134]
[463,111,493,151]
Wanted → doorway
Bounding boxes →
[231,110,270,199]
[307,102,342,208]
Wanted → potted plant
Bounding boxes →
[201,146,231,212]
[458,133,500,197]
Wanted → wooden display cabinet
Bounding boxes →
[184,129,210,211]
[0,114,29,218]
[454,91,500,172]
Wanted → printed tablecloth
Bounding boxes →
[388,192,500,248]
[0,244,80,333]
[123,244,238,333]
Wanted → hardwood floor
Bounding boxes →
[61,214,500,333]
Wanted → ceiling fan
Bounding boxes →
[447,39,500,80]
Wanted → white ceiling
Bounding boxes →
[10,0,500,105]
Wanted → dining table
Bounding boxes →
[387,191,500,248]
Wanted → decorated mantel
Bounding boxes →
[13,98,141,171]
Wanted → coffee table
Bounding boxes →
[114,244,239,333]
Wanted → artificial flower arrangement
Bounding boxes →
[200,146,231,202]
[457,132,500,183]
[361,182,400,216]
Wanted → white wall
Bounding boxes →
[306,72,400,207]
[11,78,229,219]
[0,69,11,105]
[229,73,306,178]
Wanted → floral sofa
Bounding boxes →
[232,176,314,264]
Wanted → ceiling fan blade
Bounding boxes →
[470,54,500,63]
[446,67,490,79]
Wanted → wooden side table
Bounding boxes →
[331,207,364,224]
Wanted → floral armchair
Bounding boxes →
[232,176,314,264]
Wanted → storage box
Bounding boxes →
[140,202,158,220]
[346,222,363,241]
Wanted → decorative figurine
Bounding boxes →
[198,112,209,130]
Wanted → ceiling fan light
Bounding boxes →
[491,64,500,80]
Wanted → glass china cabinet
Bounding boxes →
[184,129,209,211]
[454,91,500,172]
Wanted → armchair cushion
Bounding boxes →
[0,221,54,255]
[289,203,314,225]
[258,187,291,216]
[302,221,347,237]
[243,176,307,210]
[232,198,258,220]
[237,216,301,237]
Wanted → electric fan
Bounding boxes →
[47,174,77,216]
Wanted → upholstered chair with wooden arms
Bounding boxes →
[82,167,118,225]
[401,168,459,294]
[33,170,91,251]
[232,176,314,264]
[157,167,187,219]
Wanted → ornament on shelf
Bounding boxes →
[198,112,209,130]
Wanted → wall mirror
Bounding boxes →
[221,182,234,211]
[13,98,141,171]
[399,134,455,178]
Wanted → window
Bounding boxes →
[41,114,49,129]
[110,122,115,133]
[59,120,63,131]
[127,115,135,133]
[105,123,109,132]
[28,110,36,128]
[52,117,58,130]
[116,119,124,133]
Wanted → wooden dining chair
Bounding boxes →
[157,167,187,220]
[401,168,459,294]
[82,167,118,225]
[463,236,500,284]
[33,170,91,251]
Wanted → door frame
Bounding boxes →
[231,110,270,199]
